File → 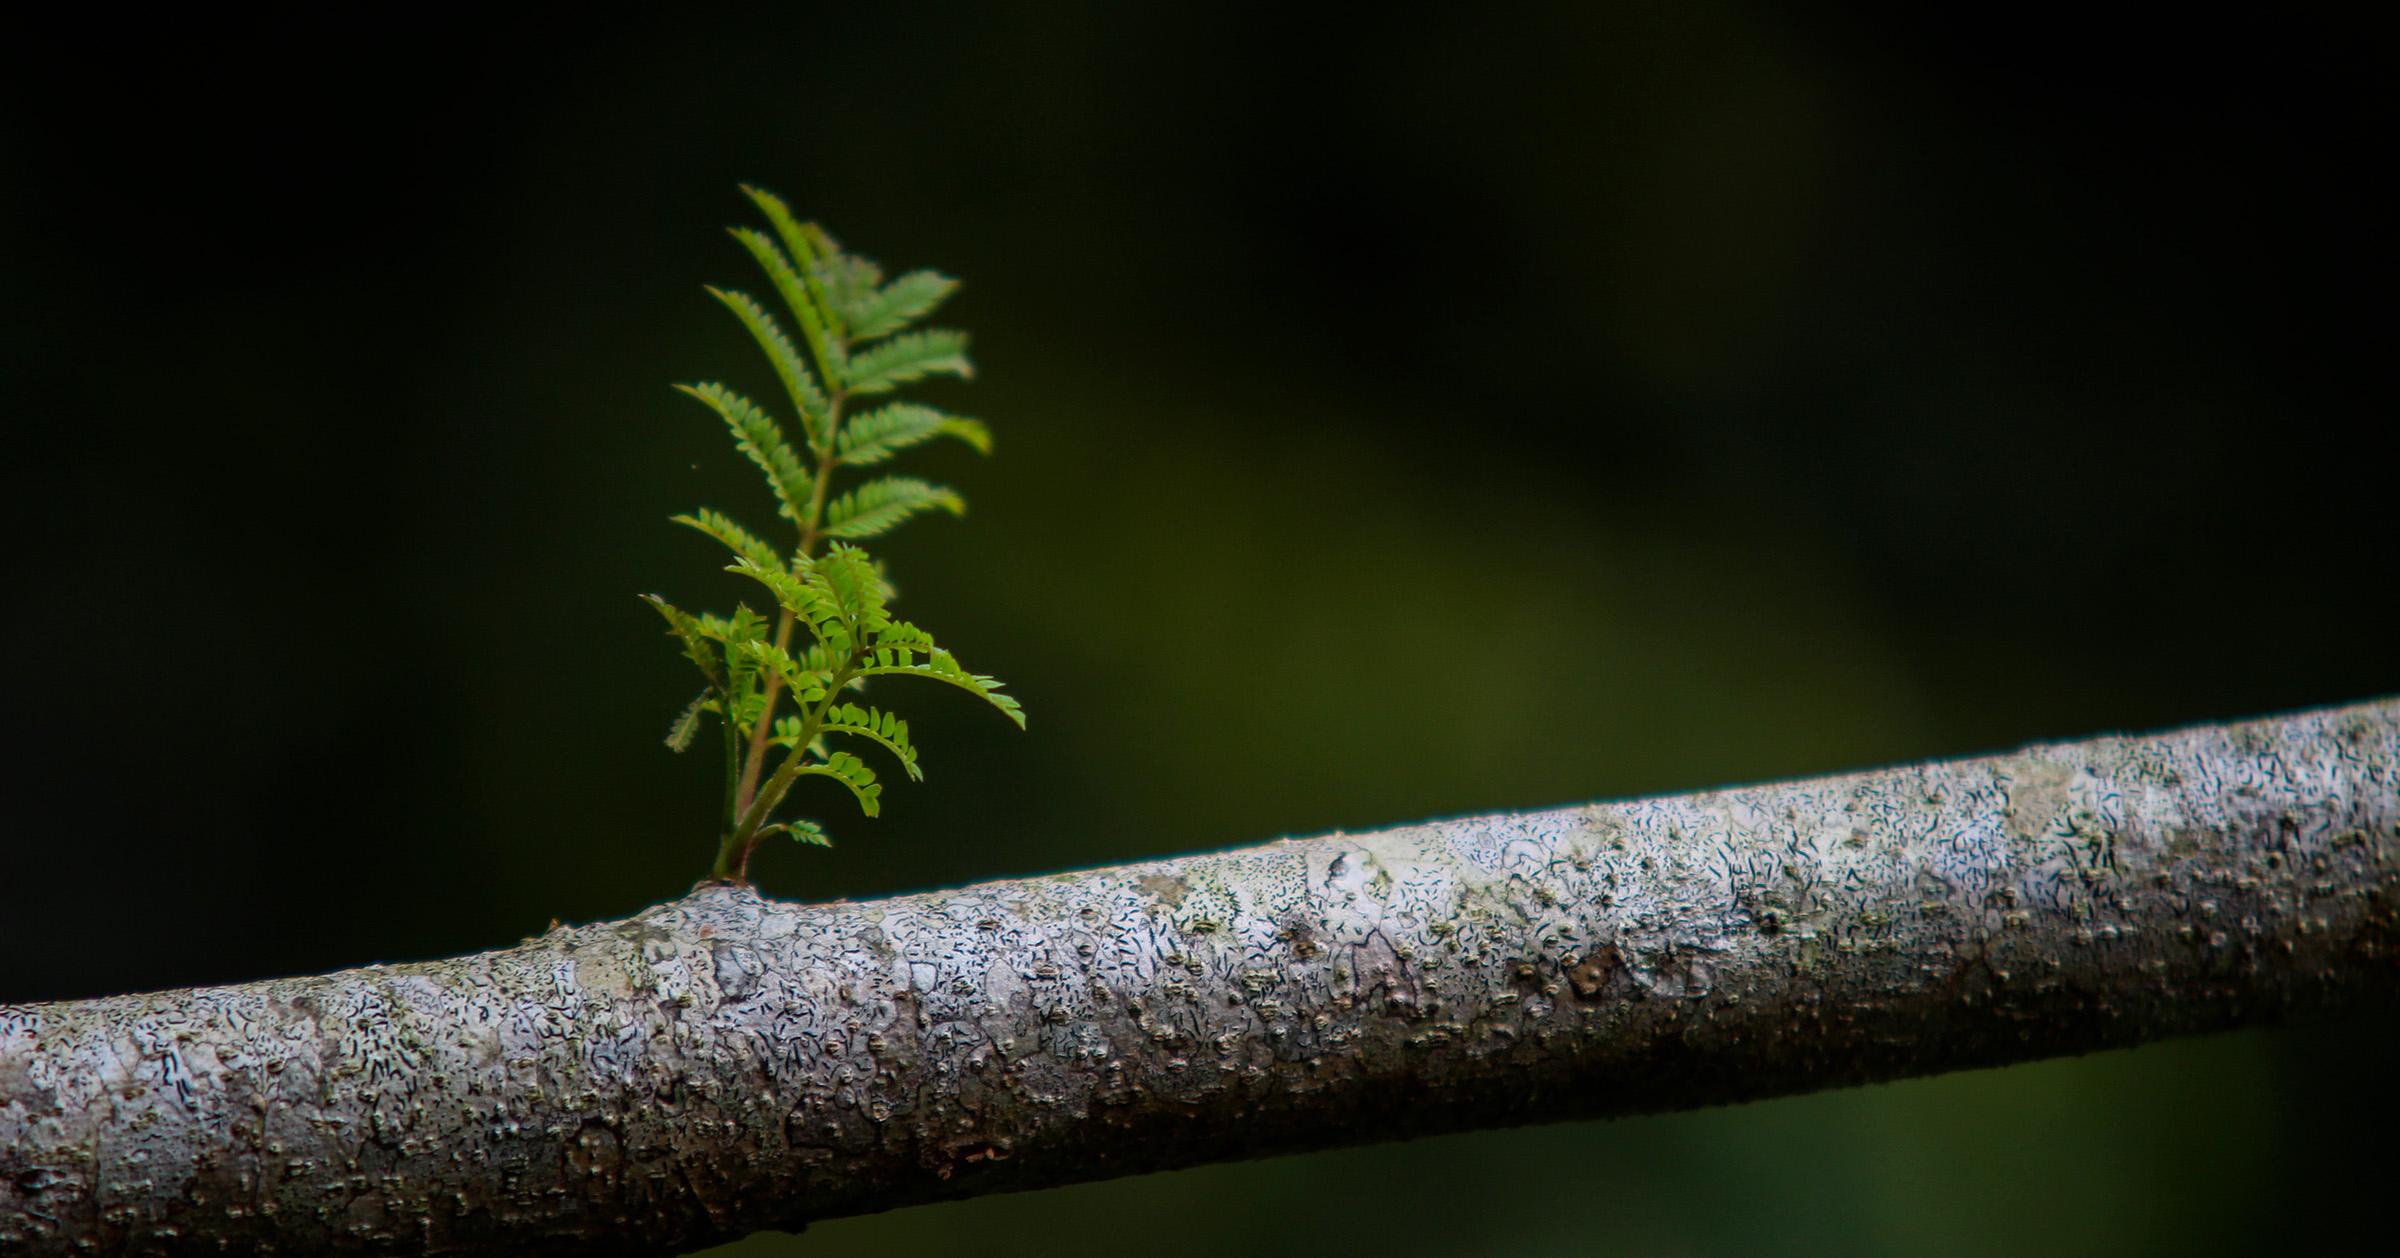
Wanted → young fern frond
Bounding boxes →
[649,187,1022,883]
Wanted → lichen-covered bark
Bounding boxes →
[4,701,2396,1255]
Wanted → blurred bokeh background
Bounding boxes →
[3,6,2393,1255]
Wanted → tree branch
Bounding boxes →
[5,699,2396,1255]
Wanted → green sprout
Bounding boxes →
[645,186,1022,883]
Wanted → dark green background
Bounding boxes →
[3,7,2392,1255]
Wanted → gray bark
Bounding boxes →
[4,699,2396,1255]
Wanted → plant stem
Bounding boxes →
[720,240,854,880]
[724,656,858,877]
[721,392,844,878]
[730,611,797,820]
[718,690,741,839]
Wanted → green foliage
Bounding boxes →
[838,403,991,465]
[664,693,711,753]
[842,270,958,341]
[672,383,814,525]
[820,702,920,779]
[703,286,830,447]
[825,476,966,540]
[673,508,784,571]
[845,329,973,395]
[797,751,883,816]
[643,188,1021,883]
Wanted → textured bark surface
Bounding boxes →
[4,700,2397,1255]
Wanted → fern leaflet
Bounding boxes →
[643,595,724,688]
[729,225,846,391]
[821,702,921,780]
[838,403,992,465]
[674,508,784,571]
[857,647,1025,728]
[844,270,959,341]
[664,692,712,752]
[738,639,834,706]
[845,329,972,395]
[753,819,832,848]
[673,383,813,525]
[795,751,882,816]
[739,187,847,329]
[706,286,830,447]
[825,476,965,540]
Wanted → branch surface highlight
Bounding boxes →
[5,700,2396,1255]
